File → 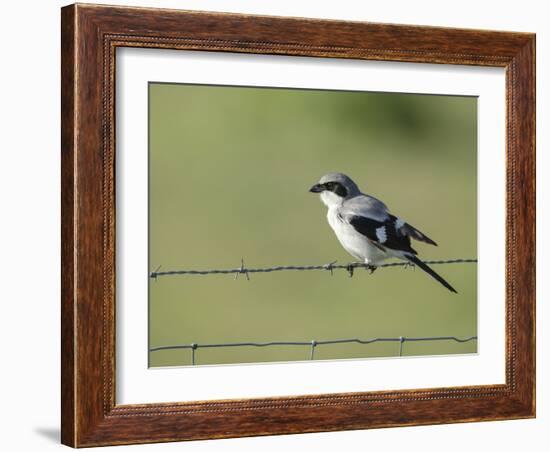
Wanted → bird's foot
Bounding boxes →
[366,264,378,274]
[403,262,415,271]
[346,262,371,277]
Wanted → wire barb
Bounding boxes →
[323,260,337,276]
[235,258,250,280]
[149,258,477,279]
[150,264,162,279]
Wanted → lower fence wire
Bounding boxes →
[150,335,478,366]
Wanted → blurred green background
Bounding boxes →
[148,83,477,367]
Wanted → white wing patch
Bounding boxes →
[376,226,387,243]
[394,217,405,230]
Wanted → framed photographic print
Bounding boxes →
[61,3,535,447]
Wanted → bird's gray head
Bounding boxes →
[309,173,361,207]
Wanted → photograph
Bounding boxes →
[147,82,478,367]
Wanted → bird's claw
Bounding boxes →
[346,262,377,277]
[366,264,378,274]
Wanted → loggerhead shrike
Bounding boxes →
[309,172,457,293]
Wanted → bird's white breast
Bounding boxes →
[326,208,389,265]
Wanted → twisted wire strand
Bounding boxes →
[150,258,477,279]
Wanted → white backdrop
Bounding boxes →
[117,50,505,403]
[0,1,545,451]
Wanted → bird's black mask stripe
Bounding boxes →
[324,182,348,197]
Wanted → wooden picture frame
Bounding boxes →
[61,3,535,447]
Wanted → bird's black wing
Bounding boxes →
[398,222,437,246]
[348,215,417,255]
[349,215,456,292]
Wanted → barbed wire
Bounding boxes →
[150,258,477,279]
[150,335,478,365]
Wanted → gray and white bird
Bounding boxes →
[309,172,457,293]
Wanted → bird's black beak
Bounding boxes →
[309,183,324,193]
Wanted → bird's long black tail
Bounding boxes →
[404,254,458,294]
